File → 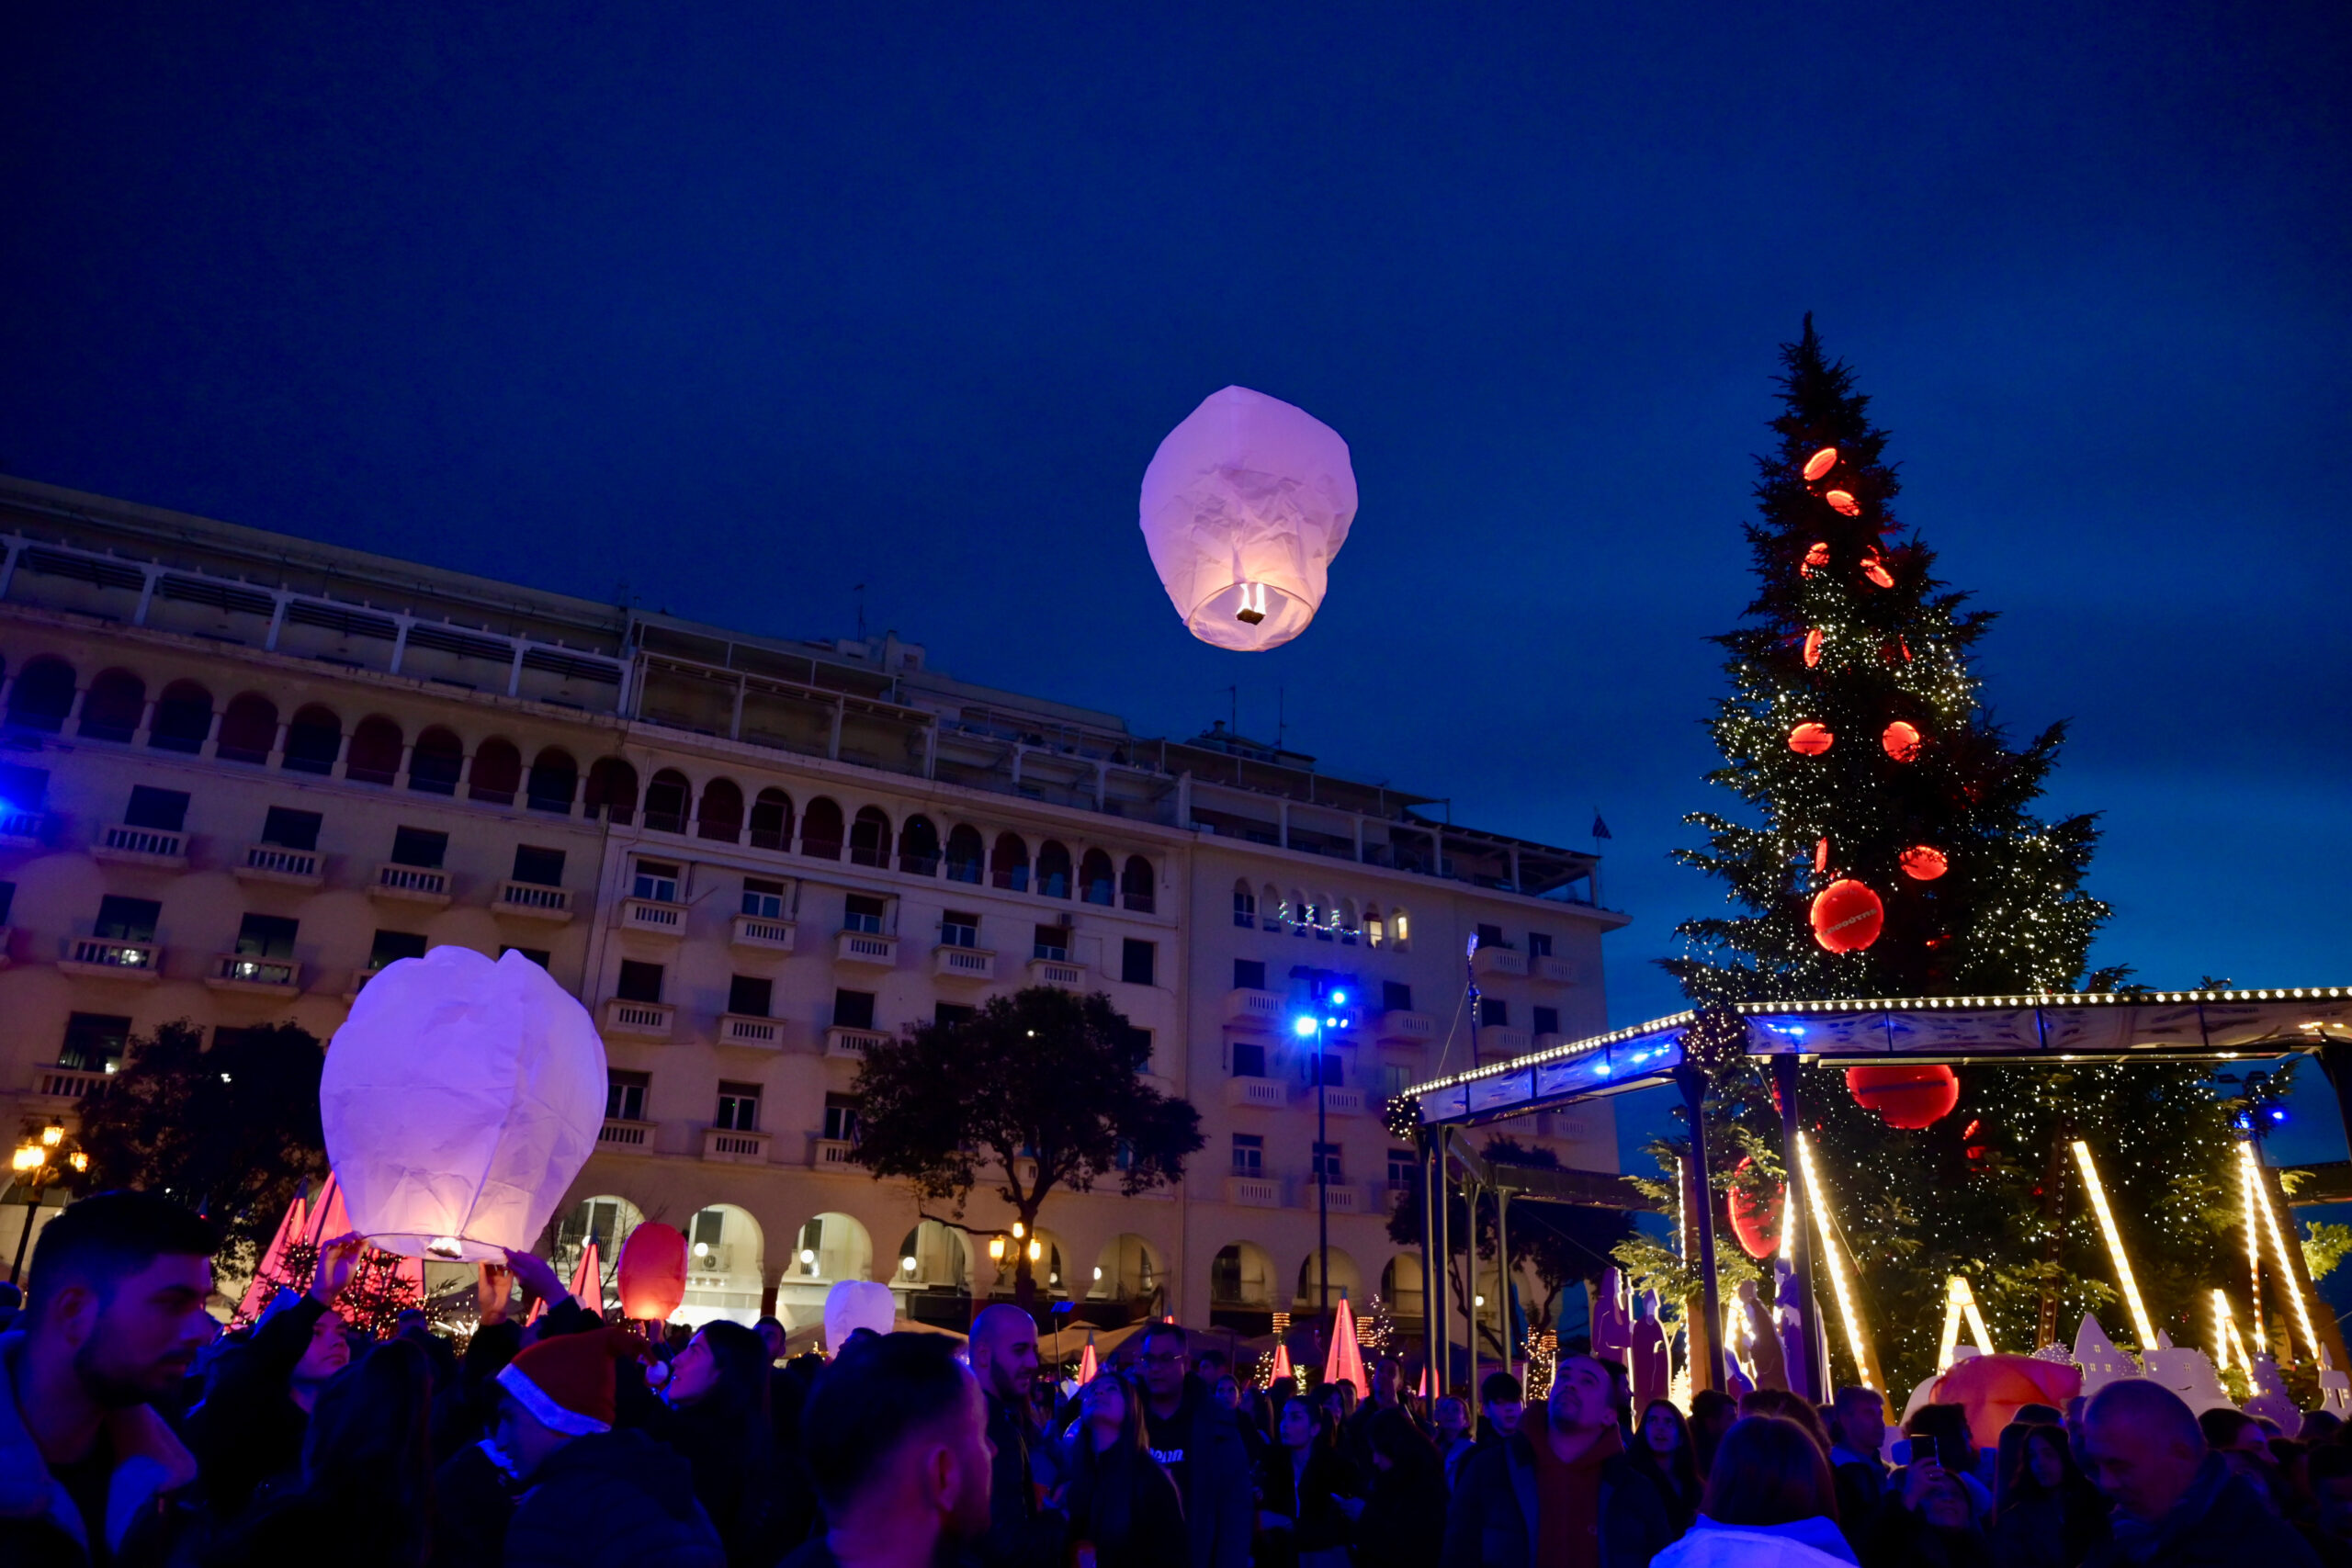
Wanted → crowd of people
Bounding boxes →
[7,1189,2352,1568]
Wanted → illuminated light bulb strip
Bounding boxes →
[1780,1172,1800,1264]
[2226,1314,2254,1375]
[2211,1289,2237,1373]
[2072,1141,2157,1349]
[1937,1277,1965,1371]
[1962,1284,1995,1357]
[2243,1141,2322,1363]
[2240,1148,2267,1350]
[1796,1132,1879,1392]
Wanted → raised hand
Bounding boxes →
[311,1233,365,1304]
[503,1247,569,1306]
[477,1261,513,1324]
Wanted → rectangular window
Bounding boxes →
[369,930,428,970]
[235,913,299,959]
[934,1002,975,1028]
[1387,1148,1418,1191]
[1528,931,1555,958]
[260,807,322,852]
[729,975,774,1018]
[823,1093,861,1143]
[1305,1052,1343,1087]
[832,988,876,1030]
[511,845,566,886]
[1313,1142,1343,1180]
[616,960,665,1004]
[1033,923,1069,961]
[1479,997,1509,1027]
[0,763,50,808]
[1121,1025,1152,1062]
[1121,938,1156,987]
[605,1069,649,1122]
[843,893,887,934]
[500,945,551,967]
[1231,1134,1264,1175]
[1532,1005,1560,1037]
[1383,980,1414,1012]
[1234,958,1268,991]
[632,859,681,903]
[741,877,786,919]
[940,911,979,949]
[716,1081,761,1132]
[1233,887,1256,929]
[390,826,448,869]
[61,1012,132,1072]
[1476,923,1508,951]
[1375,1063,1412,1100]
[125,785,190,832]
[94,895,162,942]
[1232,1042,1267,1078]
[0,879,14,927]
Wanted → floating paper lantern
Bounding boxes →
[1899,845,1949,881]
[1811,879,1883,953]
[825,1280,897,1352]
[1845,1064,1961,1129]
[320,946,605,1260]
[1788,722,1833,756]
[617,1222,688,1323]
[1802,542,1829,575]
[1138,386,1357,652]
[1883,721,1922,762]
[1803,446,1838,482]
[1803,629,1824,668]
[1825,490,1862,516]
[1860,549,1895,589]
[1728,1156,1783,1259]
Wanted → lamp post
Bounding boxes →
[9,1118,89,1284]
[1294,980,1356,1322]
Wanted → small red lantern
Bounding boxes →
[1825,490,1862,516]
[1845,1063,1961,1129]
[1802,446,1838,482]
[1803,628,1824,668]
[1860,549,1894,589]
[1899,845,1949,881]
[1810,878,1883,953]
[1727,1156,1783,1259]
[1788,722,1834,756]
[1815,837,1829,873]
[616,1222,689,1324]
[1802,541,1830,575]
[1882,721,1922,762]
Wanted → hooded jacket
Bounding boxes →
[0,1331,200,1568]
[504,1426,727,1568]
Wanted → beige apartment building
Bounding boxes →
[0,475,1629,1337]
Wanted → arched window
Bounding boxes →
[149,680,213,755]
[78,669,144,743]
[898,816,942,875]
[698,778,745,842]
[1123,856,1156,914]
[409,727,463,795]
[1364,904,1385,948]
[585,758,639,825]
[849,807,891,867]
[1233,879,1257,929]
[749,788,793,851]
[645,769,691,833]
[1340,897,1360,947]
[1080,850,1116,906]
[347,716,403,786]
[469,737,522,804]
[990,832,1030,893]
[527,747,579,813]
[217,693,278,764]
[944,824,984,884]
[6,657,77,733]
[800,797,844,860]
[283,705,342,775]
[1035,840,1073,899]
[1391,908,1411,950]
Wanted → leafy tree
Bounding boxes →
[854,987,1203,1310]
[75,1019,329,1269]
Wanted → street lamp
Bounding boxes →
[1294,978,1356,1320]
[9,1119,89,1284]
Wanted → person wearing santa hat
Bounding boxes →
[493,1325,724,1568]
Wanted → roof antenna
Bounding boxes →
[1220,684,1238,734]
[854,583,866,642]
[1276,685,1286,750]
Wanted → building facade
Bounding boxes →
[0,475,1629,1335]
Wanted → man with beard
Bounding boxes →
[785,1332,1000,1568]
[968,1303,1066,1568]
[0,1190,220,1566]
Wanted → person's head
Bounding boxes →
[1480,1370,1523,1436]
[1702,1415,1839,1527]
[1433,1395,1469,1441]
[493,1325,640,1481]
[2309,1445,2352,1540]
[802,1332,994,1548]
[1368,1404,1440,1479]
[1917,1467,1976,1529]
[1137,1321,1189,1404]
[1741,1387,1833,1459]
[1903,1401,1973,1471]
[2302,1410,2343,1445]
[1548,1356,1614,1433]
[2024,1424,2074,1491]
[1641,1399,1690,1458]
[1279,1394,1329,1451]
[1194,1348,1228,1383]
[1372,1359,1401,1406]
[754,1315,786,1362]
[1328,1378,1359,1418]
[304,1337,434,1495]
[1690,1387,1738,1441]
[24,1190,220,1409]
[1830,1385,1885,1460]
[2083,1379,2209,1523]
[294,1303,352,1384]
[1211,1374,1241,1412]
[664,1319,772,1428]
[2199,1405,2271,1486]
[1080,1371,1146,1455]
[968,1303,1041,1406]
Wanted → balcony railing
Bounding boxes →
[1533,954,1576,985]
[1224,987,1284,1028]
[208,953,301,992]
[0,807,48,847]
[1302,1179,1363,1214]
[1374,1010,1435,1044]
[1028,957,1085,987]
[812,1137,859,1168]
[94,824,187,867]
[730,913,796,952]
[62,936,163,977]
[1314,1086,1368,1117]
[598,1118,653,1149]
[33,1065,111,1100]
[1224,1175,1282,1208]
[494,881,573,921]
[1225,1077,1288,1111]
[701,1126,771,1164]
[1472,944,1528,979]
[371,863,451,905]
[932,945,995,981]
[834,930,898,967]
[1480,1025,1532,1057]
[600,998,674,1039]
[824,1026,889,1059]
[718,1014,783,1049]
[236,843,322,886]
[619,898,687,938]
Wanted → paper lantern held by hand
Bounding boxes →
[1789,722,1834,756]
[1811,879,1883,953]
[320,946,605,1261]
[1883,721,1922,762]
[617,1222,689,1323]
[1846,1063,1960,1129]
[1138,386,1357,652]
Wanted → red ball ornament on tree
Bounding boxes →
[1844,1064,1961,1129]
[1860,549,1895,589]
[1803,628,1824,668]
[1803,446,1838,482]
[1789,722,1834,756]
[1882,721,1922,762]
[1899,845,1949,881]
[1727,1156,1784,1259]
[1825,490,1862,516]
[1810,878,1883,953]
[1802,542,1829,576]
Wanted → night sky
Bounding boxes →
[6,6,2347,1074]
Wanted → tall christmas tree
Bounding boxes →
[1640,320,2277,1391]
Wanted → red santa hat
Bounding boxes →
[495,1325,641,1436]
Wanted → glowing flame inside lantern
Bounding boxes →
[1803,446,1838,482]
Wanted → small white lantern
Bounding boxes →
[1139,386,1357,651]
[321,946,605,1260]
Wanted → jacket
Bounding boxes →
[1652,1515,1858,1568]
[979,1390,1067,1568]
[1440,1427,1678,1568]
[190,1293,327,1523]
[504,1427,726,1568]
[0,1332,199,1568]
[1147,1380,1254,1568]
[2085,1456,2321,1568]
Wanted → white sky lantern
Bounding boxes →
[322,945,606,1260]
[1139,385,1357,651]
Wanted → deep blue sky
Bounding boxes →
[5,4,2347,1033]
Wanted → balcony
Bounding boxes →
[1472,944,1527,979]
[370,863,452,907]
[1225,1175,1282,1208]
[600,998,674,1040]
[233,843,322,887]
[61,936,163,980]
[825,1026,890,1060]
[93,824,187,870]
[812,1137,860,1168]
[932,944,996,982]
[598,1118,654,1151]
[1532,1032,1566,1055]
[1374,1010,1436,1044]
[730,913,796,953]
[207,953,301,994]
[0,807,48,848]
[30,1064,111,1101]
[717,1013,784,1050]
[1534,954,1577,985]
[619,897,688,939]
[1028,956,1086,988]
[834,930,898,967]
[1225,1076,1289,1111]
[1481,1026,1532,1057]
[493,881,573,922]
[1316,1086,1368,1117]
[701,1126,771,1164]
[1301,1179,1363,1214]
[1224,987,1285,1029]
